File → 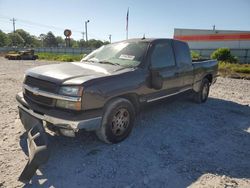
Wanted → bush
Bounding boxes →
[37,53,84,62]
[232,67,250,74]
[218,61,250,77]
[211,48,237,63]
[191,51,201,59]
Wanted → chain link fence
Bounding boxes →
[191,48,250,63]
[0,47,94,55]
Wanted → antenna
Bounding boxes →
[142,34,145,39]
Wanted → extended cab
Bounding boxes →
[17,38,218,182]
[17,38,217,144]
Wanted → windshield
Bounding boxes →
[81,41,149,67]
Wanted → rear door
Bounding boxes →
[173,40,194,90]
[146,40,183,101]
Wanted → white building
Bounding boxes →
[174,28,250,63]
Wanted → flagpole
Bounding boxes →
[126,8,129,40]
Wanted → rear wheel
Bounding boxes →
[193,78,210,103]
[96,98,135,144]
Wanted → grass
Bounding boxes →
[218,61,250,79]
[37,53,85,62]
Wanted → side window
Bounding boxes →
[151,42,175,68]
[173,40,192,65]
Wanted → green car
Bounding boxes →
[5,50,38,60]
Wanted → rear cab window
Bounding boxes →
[173,40,192,65]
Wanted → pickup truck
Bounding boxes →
[16,38,218,182]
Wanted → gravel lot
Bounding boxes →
[0,57,250,188]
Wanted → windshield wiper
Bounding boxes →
[98,61,120,66]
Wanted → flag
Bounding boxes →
[126,8,129,31]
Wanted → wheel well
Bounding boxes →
[204,74,213,83]
[106,93,140,113]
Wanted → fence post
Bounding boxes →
[245,49,249,64]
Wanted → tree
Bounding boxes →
[103,41,110,45]
[30,35,42,47]
[39,34,46,47]
[56,36,65,47]
[69,38,78,48]
[8,32,25,47]
[44,31,58,47]
[0,30,10,47]
[16,29,32,47]
[78,39,87,48]
[87,39,104,48]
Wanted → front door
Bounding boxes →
[146,40,182,102]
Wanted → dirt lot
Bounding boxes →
[0,57,250,188]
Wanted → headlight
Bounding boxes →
[57,86,83,110]
[56,100,81,110]
[59,86,83,96]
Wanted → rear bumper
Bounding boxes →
[16,92,102,132]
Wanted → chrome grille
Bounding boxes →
[25,89,54,106]
[24,76,57,93]
[24,76,57,106]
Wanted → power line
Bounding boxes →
[0,15,107,41]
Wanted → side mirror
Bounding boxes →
[150,69,163,90]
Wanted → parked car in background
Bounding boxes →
[5,49,38,60]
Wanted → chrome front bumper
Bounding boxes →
[17,92,102,132]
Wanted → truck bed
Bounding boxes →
[192,59,218,83]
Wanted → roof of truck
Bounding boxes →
[118,38,182,43]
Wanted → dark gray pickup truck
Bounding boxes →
[16,38,217,182]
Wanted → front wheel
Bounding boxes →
[193,78,210,103]
[96,98,135,144]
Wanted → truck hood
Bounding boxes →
[26,62,133,85]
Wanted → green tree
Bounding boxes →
[69,38,79,48]
[103,41,110,45]
[39,34,46,47]
[44,31,58,47]
[56,36,65,47]
[78,39,87,48]
[16,29,32,47]
[0,30,10,47]
[87,39,104,48]
[30,35,42,47]
[8,32,25,47]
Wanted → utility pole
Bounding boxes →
[85,20,90,42]
[82,32,85,41]
[109,34,112,43]
[10,18,16,33]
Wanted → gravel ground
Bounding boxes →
[0,57,250,188]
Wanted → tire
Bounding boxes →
[96,98,135,144]
[193,78,210,103]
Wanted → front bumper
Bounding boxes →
[16,92,102,132]
[19,123,49,183]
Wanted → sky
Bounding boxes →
[0,0,250,42]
